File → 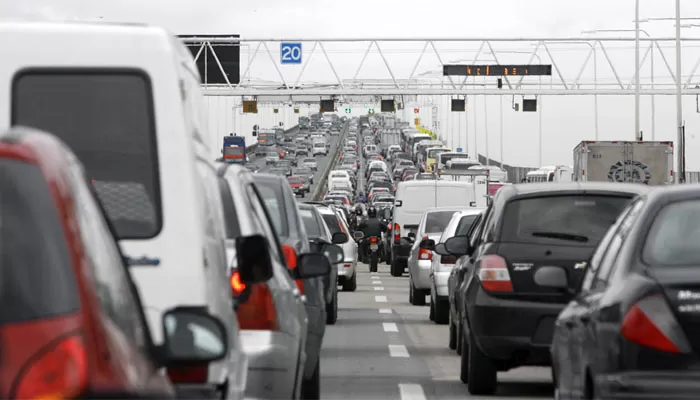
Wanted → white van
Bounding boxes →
[312,140,328,156]
[0,22,245,397]
[390,180,477,276]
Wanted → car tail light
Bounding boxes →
[167,364,209,384]
[230,270,246,295]
[475,255,513,292]
[419,247,432,261]
[283,245,304,294]
[13,334,88,399]
[441,255,457,264]
[394,223,400,242]
[621,294,691,354]
[237,282,279,331]
[370,237,378,243]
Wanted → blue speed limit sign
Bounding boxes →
[281,42,302,64]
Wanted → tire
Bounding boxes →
[429,298,435,321]
[326,289,338,325]
[434,298,449,325]
[448,312,457,350]
[300,359,321,400]
[390,258,402,277]
[370,252,378,272]
[409,278,426,306]
[342,272,357,292]
[456,322,463,355]
[459,329,469,383]
[467,332,498,395]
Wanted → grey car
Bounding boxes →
[301,158,318,171]
[295,167,315,184]
[253,174,331,399]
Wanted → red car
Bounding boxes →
[0,128,227,398]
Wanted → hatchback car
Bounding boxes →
[301,157,319,171]
[444,182,649,395]
[314,204,358,292]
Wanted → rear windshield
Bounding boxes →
[12,71,160,239]
[300,208,322,237]
[217,178,241,239]
[644,200,700,266]
[502,195,632,245]
[288,177,303,184]
[455,214,480,236]
[304,158,316,163]
[224,147,244,157]
[254,179,289,238]
[321,213,342,234]
[0,159,79,324]
[425,211,459,234]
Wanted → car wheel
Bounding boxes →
[409,277,425,306]
[390,258,402,277]
[326,289,338,324]
[467,332,498,395]
[435,298,449,325]
[342,271,357,292]
[300,359,321,400]
[448,312,457,350]
[429,297,435,321]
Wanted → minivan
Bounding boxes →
[0,21,243,396]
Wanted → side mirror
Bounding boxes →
[161,307,228,366]
[444,236,472,256]
[235,234,274,284]
[419,238,436,251]
[332,231,349,244]
[322,243,344,264]
[296,252,332,278]
[534,266,569,290]
[434,243,450,256]
[353,231,365,240]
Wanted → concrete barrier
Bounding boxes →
[312,122,350,201]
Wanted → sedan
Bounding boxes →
[301,158,318,171]
[294,167,315,184]
[266,151,280,164]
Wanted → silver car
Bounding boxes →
[266,151,280,164]
[407,207,464,306]
[301,157,318,171]
[314,204,358,292]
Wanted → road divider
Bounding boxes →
[311,121,350,200]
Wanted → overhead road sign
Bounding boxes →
[281,42,302,64]
[443,64,552,77]
[179,34,241,84]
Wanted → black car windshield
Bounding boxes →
[644,200,700,266]
[299,208,322,237]
[502,195,632,245]
[455,214,480,236]
[321,213,342,234]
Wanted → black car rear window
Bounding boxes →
[300,208,322,237]
[643,200,700,266]
[425,211,458,234]
[502,195,632,245]
[0,159,79,324]
[455,214,479,236]
[12,71,160,239]
[321,213,342,234]
[217,178,241,239]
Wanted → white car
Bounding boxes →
[301,157,318,171]
[312,141,328,156]
[314,204,358,292]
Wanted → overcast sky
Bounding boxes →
[4,0,700,169]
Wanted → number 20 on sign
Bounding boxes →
[281,42,302,64]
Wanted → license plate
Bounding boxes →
[370,244,378,250]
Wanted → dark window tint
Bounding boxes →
[455,215,479,236]
[0,159,79,324]
[300,208,322,237]
[218,178,241,239]
[425,211,458,234]
[502,195,632,245]
[644,200,700,266]
[12,71,160,239]
[321,213,342,234]
[254,179,289,237]
[288,177,303,184]
[224,147,244,156]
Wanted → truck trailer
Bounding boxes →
[573,141,673,185]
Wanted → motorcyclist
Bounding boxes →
[354,191,368,203]
[357,206,387,259]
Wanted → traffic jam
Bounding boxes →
[0,20,699,400]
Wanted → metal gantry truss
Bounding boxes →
[180,37,700,98]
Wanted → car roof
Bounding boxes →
[499,182,651,200]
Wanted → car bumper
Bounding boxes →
[338,259,356,279]
[432,270,451,297]
[410,260,432,289]
[240,330,301,399]
[598,371,700,399]
[465,284,563,366]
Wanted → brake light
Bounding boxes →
[475,255,513,292]
[13,334,88,399]
[394,223,400,242]
[167,364,209,384]
[230,270,246,295]
[370,237,378,243]
[237,283,279,330]
[621,294,691,354]
[283,245,304,294]
[419,247,432,261]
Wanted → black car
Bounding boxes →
[442,182,650,395]
[274,160,293,177]
[549,185,700,399]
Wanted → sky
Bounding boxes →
[4,0,700,169]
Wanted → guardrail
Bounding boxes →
[311,122,350,201]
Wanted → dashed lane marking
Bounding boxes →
[383,322,399,332]
[374,287,385,291]
[375,295,388,302]
[388,344,410,358]
[398,383,426,400]
[372,280,382,284]
[379,308,393,314]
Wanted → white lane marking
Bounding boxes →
[379,308,393,314]
[372,280,382,284]
[383,322,398,332]
[388,344,410,358]
[398,383,426,400]
[375,295,388,302]
[374,286,385,291]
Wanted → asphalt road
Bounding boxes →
[319,263,554,400]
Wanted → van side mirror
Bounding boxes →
[296,253,332,279]
[534,266,568,290]
[235,234,274,284]
[419,238,435,251]
[160,307,228,366]
[444,236,472,256]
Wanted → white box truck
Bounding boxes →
[573,141,674,185]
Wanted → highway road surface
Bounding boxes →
[319,263,554,400]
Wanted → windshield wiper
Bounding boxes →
[531,231,589,243]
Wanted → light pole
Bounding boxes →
[582,29,655,140]
[676,0,684,183]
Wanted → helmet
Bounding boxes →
[367,207,377,218]
[358,191,365,197]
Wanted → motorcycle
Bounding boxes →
[366,236,381,272]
